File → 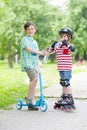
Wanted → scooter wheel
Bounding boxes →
[16,100,22,110]
[40,103,48,112]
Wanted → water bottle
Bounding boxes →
[43,56,49,63]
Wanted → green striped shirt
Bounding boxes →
[20,35,39,72]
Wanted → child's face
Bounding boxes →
[60,34,69,41]
[25,25,36,37]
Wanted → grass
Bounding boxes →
[0,60,87,109]
[0,64,27,109]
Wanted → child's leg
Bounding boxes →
[24,68,39,110]
[59,70,72,94]
[24,68,38,103]
[57,71,76,110]
[27,77,38,100]
[62,86,72,95]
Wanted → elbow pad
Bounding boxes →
[51,41,57,50]
[68,45,75,52]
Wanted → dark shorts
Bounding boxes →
[24,67,38,81]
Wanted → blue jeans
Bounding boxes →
[59,70,72,86]
[59,70,72,80]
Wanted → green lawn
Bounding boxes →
[0,62,27,109]
[0,60,87,109]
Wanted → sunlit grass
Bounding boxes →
[0,60,87,109]
[0,60,28,109]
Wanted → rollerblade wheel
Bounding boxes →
[72,106,76,110]
[54,104,57,109]
[59,106,64,111]
[64,105,71,111]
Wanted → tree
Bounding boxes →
[0,0,63,67]
[68,0,87,60]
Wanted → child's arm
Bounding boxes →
[46,41,58,53]
[51,41,58,51]
[60,40,75,52]
[68,44,75,52]
[25,46,47,56]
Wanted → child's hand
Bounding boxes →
[43,50,49,56]
[46,47,52,53]
[40,50,49,56]
[62,40,68,47]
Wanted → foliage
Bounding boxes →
[67,0,87,60]
[0,0,63,67]
[0,60,58,109]
[0,61,27,109]
[0,0,87,65]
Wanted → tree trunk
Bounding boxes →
[75,53,79,61]
[83,51,87,60]
[8,41,13,68]
[49,53,55,63]
[8,56,13,68]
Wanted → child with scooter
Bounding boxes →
[20,21,48,111]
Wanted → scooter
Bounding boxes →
[16,72,48,112]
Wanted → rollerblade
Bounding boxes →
[54,94,76,111]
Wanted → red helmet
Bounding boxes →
[59,28,73,38]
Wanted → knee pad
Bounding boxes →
[60,79,65,86]
[60,79,70,87]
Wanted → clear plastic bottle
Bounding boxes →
[43,56,49,63]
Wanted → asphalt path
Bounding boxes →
[0,72,87,130]
[43,72,87,98]
[0,99,87,130]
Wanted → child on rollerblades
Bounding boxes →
[20,21,48,110]
[48,28,76,111]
